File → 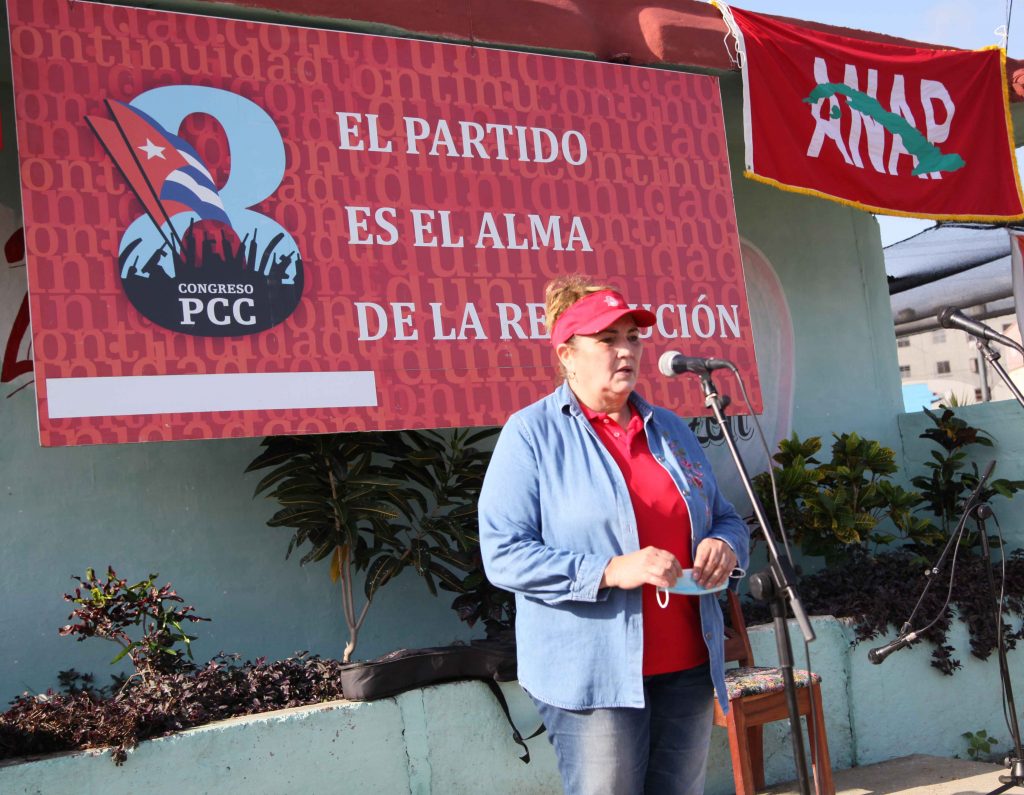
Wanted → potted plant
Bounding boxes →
[246,427,506,663]
[383,427,514,639]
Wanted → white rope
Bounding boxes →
[996,24,1009,50]
[712,1,746,69]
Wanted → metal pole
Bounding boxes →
[696,369,814,795]
[978,347,992,403]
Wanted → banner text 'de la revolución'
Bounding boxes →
[9,0,759,446]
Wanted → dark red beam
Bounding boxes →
[192,0,1024,101]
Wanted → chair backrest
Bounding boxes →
[723,590,755,668]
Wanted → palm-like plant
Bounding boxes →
[248,427,508,662]
[247,434,414,662]
[383,428,513,637]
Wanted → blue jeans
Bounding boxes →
[531,663,714,795]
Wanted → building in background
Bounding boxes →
[897,313,1024,409]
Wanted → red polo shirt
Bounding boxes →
[583,403,708,676]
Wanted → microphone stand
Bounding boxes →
[696,368,816,795]
[960,332,1024,791]
[975,501,1024,794]
[864,462,1021,791]
[975,339,1024,410]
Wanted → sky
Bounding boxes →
[727,0,1021,245]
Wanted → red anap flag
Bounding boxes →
[719,4,1024,221]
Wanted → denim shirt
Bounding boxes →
[479,382,750,711]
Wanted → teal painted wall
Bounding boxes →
[0,3,911,710]
[0,388,478,700]
[720,73,906,451]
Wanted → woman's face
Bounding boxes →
[558,315,643,409]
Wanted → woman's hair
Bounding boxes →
[544,275,614,334]
[545,276,615,380]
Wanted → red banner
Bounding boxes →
[9,0,759,446]
[723,5,1024,221]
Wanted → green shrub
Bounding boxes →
[752,432,937,565]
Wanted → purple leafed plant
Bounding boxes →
[58,567,209,681]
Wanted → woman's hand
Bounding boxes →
[601,546,681,590]
[692,538,737,588]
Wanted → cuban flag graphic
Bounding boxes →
[86,100,231,233]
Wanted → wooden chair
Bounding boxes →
[713,590,835,795]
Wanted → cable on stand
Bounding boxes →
[934,306,1024,789]
[867,456,1023,792]
[975,498,1024,794]
[683,359,816,795]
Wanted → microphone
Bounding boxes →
[658,351,735,376]
[937,307,1019,349]
[867,631,919,664]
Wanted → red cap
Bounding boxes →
[550,289,656,346]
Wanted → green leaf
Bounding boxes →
[464,427,500,447]
[364,555,402,599]
[428,562,465,592]
[422,570,437,596]
[410,538,430,575]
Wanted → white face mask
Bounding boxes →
[656,567,747,608]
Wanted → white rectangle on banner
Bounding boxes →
[46,371,378,419]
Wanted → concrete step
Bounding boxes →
[765,754,1012,795]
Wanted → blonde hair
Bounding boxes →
[544,275,615,334]
[545,276,615,381]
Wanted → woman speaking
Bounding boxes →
[479,276,750,795]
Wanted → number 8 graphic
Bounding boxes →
[110,85,303,337]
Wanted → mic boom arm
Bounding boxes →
[937,306,1024,354]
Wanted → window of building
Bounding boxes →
[970,359,979,374]
[897,338,910,348]
[899,365,911,376]
[933,330,946,343]
[936,361,951,374]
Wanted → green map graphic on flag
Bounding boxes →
[804,82,966,176]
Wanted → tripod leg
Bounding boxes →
[808,683,835,795]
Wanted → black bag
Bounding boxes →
[339,636,544,762]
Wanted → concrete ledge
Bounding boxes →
[2,615,1017,794]
[767,754,1007,795]
[0,681,560,795]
